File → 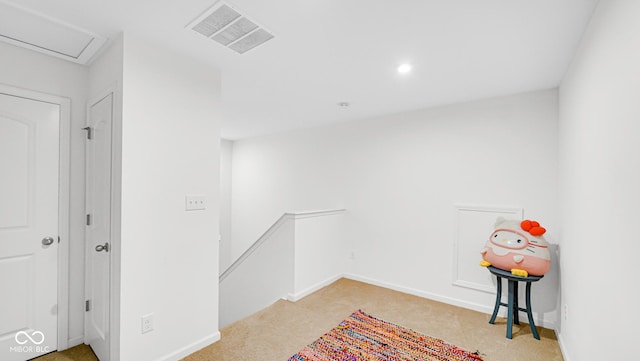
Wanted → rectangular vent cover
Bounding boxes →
[0,1,106,64]
[188,1,274,54]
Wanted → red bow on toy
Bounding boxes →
[521,220,546,236]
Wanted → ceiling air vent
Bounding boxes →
[0,1,107,65]
[188,1,274,54]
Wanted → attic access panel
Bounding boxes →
[0,1,106,64]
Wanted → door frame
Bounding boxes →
[0,83,71,352]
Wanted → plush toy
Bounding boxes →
[480,217,550,277]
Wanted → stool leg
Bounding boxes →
[489,276,502,324]
[525,282,540,340]
[513,281,520,325]
[507,280,514,339]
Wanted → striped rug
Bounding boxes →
[288,309,483,361]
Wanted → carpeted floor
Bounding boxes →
[32,343,98,361]
[185,278,562,361]
[36,278,563,360]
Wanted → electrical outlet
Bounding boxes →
[141,313,154,334]
[564,304,569,321]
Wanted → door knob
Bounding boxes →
[42,237,55,246]
[95,242,110,252]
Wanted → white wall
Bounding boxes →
[292,211,347,299]
[558,1,640,360]
[116,35,222,361]
[231,89,560,327]
[220,139,233,272]
[220,209,346,326]
[220,216,294,327]
[0,41,89,346]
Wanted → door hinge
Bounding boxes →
[85,300,90,312]
[82,126,93,140]
[86,214,92,226]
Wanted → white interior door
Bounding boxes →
[0,92,60,360]
[84,93,113,361]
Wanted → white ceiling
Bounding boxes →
[10,0,599,139]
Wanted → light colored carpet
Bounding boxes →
[32,343,97,361]
[35,278,563,360]
[185,278,562,361]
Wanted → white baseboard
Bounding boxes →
[343,272,494,314]
[287,274,343,302]
[286,273,557,330]
[67,335,84,348]
[154,332,221,361]
[556,331,571,361]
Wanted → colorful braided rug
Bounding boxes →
[288,310,483,361]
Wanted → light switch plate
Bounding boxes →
[185,195,206,211]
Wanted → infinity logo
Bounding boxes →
[15,331,45,345]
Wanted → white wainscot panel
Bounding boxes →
[453,204,523,293]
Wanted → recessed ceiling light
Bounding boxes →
[397,64,412,74]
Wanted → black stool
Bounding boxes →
[487,266,543,340]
